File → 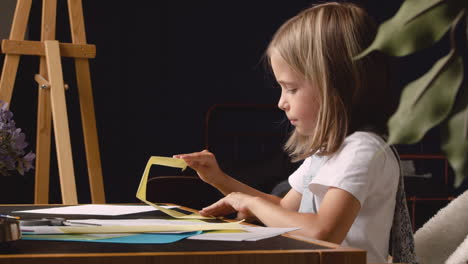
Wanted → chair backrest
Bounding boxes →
[145,176,224,210]
[390,146,417,264]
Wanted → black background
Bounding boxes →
[1,0,456,204]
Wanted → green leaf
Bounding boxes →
[355,1,463,58]
[388,53,463,144]
[402,0,465,24]
[399,0,445,23]
[441,82,468,187]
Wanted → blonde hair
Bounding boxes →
[267,2,394,161]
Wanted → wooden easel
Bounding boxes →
[0,0,105,204]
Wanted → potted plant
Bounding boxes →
[357,1,468,263]
[357,0,467,187]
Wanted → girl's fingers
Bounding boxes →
[199,199,234,217]
[174,150,210,157]
[174,151,213,164]
[199,201,222,215]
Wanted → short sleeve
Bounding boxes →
[288,157,311,194]
[308,134,386,206]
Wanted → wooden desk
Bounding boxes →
[0,205,366,264]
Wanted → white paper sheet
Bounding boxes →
[13,204,177,216]
[188,226,300,241]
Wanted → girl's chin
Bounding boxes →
[294,128,313,136]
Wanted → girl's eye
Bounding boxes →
[287,88,297,94]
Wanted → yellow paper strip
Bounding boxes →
[57,221,244,234]
[136,156,214,219]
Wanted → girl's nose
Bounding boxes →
[277,94,288,111]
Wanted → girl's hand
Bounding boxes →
[173,150,227,186]
[199,192,255,220]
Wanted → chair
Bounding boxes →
[145,176,224,210]
[389,146,418,263]
[145,104,298,210]
[414,189,468,264]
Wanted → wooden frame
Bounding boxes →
[1,39,96,58]
[0,0,105,204]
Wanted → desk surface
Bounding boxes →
[0,205,366,264]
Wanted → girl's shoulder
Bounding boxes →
[342,131,388,150]
[324,131,393,165]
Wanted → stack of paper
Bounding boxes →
[20,219,245,234]
[16,205,246,243]
[21,219,298,243]
[15,205,299,243]
[15,156,302,244]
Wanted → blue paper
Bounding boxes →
[97,232,202,244]
[22,231,202,244]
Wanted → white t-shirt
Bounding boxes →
[288,131,399,263]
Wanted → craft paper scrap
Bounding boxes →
[21,220,245,234]
[57,219,204,234]
[136,156,213,219]
[188,226,299,241]
[22,233,132,241]
[59,218,205,233]
[22,231,202,244]
[63,219,205,228]
[13,204,174,216]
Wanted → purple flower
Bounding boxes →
[0,101,35,176]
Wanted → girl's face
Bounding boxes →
[271,51,320,136]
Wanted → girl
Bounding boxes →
[175,2,401,263]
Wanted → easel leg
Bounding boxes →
[0,0,32,103]
[44,40,78,205]
[35,0,57,204]
[35,60,52,204]
[74,59,106,203]
[68,0,106,203]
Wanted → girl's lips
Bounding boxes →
[289,119,298,125]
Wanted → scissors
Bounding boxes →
[19,217,99,226]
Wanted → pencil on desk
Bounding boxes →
[0,214,21,220]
